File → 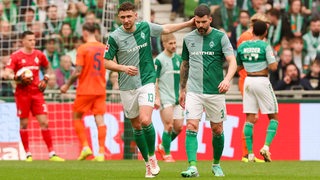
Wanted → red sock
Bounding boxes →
[41,129,53,152]
[73,120,88,147]
[20,129,29,153]
[98,125,106,154]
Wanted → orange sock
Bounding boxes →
[73,120,89,147]
[242,132,248,157]
[97,125,106,154]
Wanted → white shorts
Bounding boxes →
[161,104,184,120]
[120,83,155,119]
[185,92,227,123]
[243,76,278,114]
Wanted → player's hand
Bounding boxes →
[124,66,138,76]
[218,79,230,93]
[154,96,160,110]
[38,75,49,92]
[60,84,70,93]
[15,74,33,86]
[179,89,186,109]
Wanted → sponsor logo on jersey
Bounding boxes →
[191,51,215,55]
[127,43,148,53]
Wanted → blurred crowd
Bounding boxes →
[1,0,320,99]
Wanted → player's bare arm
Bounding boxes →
[218,55,237,93]
[179,60,189,108]
[60,66,82,93]
[154,79,161,109]
[162,17,195,34]
[104,59,138,76]
[3,68,15,80]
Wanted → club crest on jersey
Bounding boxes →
[209,41,215,48]
[190,42,195,47]
[105,44,109,52]
[34,57,39,64]
[141,32,145,40]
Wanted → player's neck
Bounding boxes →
[86,35,98,43]
[21,47,33,54]
[164,50,173,57]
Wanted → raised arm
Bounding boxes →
[162,18,194,34]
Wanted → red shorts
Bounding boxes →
[15,90,47,118]
[73,95,106,115]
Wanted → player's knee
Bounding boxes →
[174,125,183,134]
[186,122,198,131]
[268,113,278,121]
[211,124,223,135]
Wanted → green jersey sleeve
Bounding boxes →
[155,58,162,78]
[104,35,118,60]
[181,40,189,61]
[265,44,276,64]
[148,22,163,37]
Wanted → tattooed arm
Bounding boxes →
[179,60,189,108]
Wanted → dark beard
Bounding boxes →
[312,31,320,37]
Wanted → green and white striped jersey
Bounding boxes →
[182,28,234,94]
[104,21,163,90]
[237,40,276,72]
[154,52,182,105]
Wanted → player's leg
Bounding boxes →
[15,93,32,161]
[158,105,174,159]
[138,83,160,175]
[172,105,184,141]
[91,95,107,161]
[244,113,256,161]
[72,95,92,160]
[205,94,226,177]
[181,92,201,178]
[120,89,154,178]
[257,78,279,162]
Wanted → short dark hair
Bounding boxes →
[252,20,267,36]
[21,31,34,39]
[82,22,96,33]
[194,4,211,17]
[118,2,136,13]
[266,8,281,19]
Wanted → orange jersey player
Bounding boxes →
[60,23,107,162]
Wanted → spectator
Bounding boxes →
[15,8,35,34]
[282,0,307,39]
[44,5,62,35]
[302,16,320,65]
[0,21,14,52]
[275,63,304,90]
[106,71,120,102]
[0,52,14,97]
[43,38,60,70]
[55,55,75,88]
[290,37,309,77]
[170,0,180,21]
[65,36,83,66]
[270,48,294,88]
[64,2,84,37]
[266,8,284,52]
[301,59,320,90]
[301,0,312,17]
[242,0,269,16]
[230,10,250,50]
[31,21,46,50]
[1,0,17,25]
[59,22,74,53]
[211,0,240,38]
[35,0,48,23]
[272,0,288,13]
[199,0,222,14]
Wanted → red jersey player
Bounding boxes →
[3,31,65,162]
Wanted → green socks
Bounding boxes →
[244,122,254,154]
[212,132,224,164]
[186,130,198,166]
[265,119,279,146]
[171,131,178,141]
[133,129,149,162]
[162,131,171,155]
[142,123,156,156]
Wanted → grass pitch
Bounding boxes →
[0,160,319,179]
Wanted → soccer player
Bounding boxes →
[179,4,237,177]
[154,33,184,163]
[3,31,65,162]
[104,2,194,178]
[237,20,279,162]
[237,13,271,163]
[60,22,107,162]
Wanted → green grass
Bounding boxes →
[0,160,319,179]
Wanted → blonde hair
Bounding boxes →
[250,13,270,26]
[161,33,176,43]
